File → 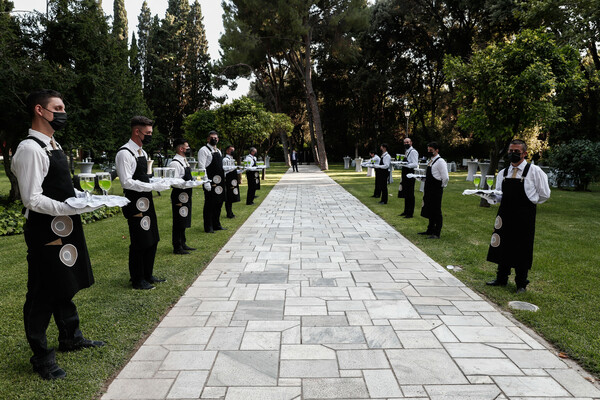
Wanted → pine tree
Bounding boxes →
[112,0,127,43]
[130,32,141,79]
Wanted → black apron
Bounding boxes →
[420,157,443,218]
[118,147,160,248]
[205,146,226,200]
[246,156,260,192]
[22,137,94,299]
[398,149,415,198]
[487,164,536,269]
[375,154,389,187]
[225,156,241,203]
[170,159,193,229]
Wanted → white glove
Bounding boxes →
[152,182,171,192]
[75,189,87,199]
[204,182,211,191]
[66,204,103,214]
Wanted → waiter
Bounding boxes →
[244,147,260,205]
[290,149,299,172]
[116,116,168,290]
[168,138,196,254]
[419,142,448,239]
[224,145,241,218]
[369,150,381,197]
[398,138,419,218]
[374,143,391,204]
[197,131,226,233]
[11,89,104,380]
[486,139,550,293]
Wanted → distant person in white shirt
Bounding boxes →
[368,150,381,194]
[197,131,226,233]
[486,139,551,293]
[374,143,391,204]
[419,142,448,239]
[398,137,419,218]
[291,149,299,172]
[168,138,196,254]
[244,147,259,205]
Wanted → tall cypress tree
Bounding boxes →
[112,0,127,43]
[184,0,212,114]
[137,1,152,86]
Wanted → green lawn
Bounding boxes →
[327,164,600,377]
[0,164,288,400]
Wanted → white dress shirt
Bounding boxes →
[497,162,550,204]
[405,147,419,169]
[11,129,84,217]
[429,155,449,187]
[369,154,380,164]
[291,151,297,161]
[377,152,391,169]
[197,144,220,170]
[244,154,257,165]
[168,154,189,179]
[115,139,154,192]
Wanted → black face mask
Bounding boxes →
[141,134,152,145]
[404,144,411,150]
[209,138,218,146]
[509,152,522,163]
[43,109,67,131]
[184,149,191,157]
[427,151,434,158]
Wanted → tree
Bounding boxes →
[214,97,271,163]
[182,108,216,150]
[548,139,600,191]
[444,29,583,175]
[263,113,294,159]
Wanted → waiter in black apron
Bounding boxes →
[168,138,196,254]
[486,139,550,293]
[374,143,391,204]
[11,90,104,380]
[368,150,381,198]
[224,145,241,218]
[419,142,448,239]
[244,147,260,205]
[197,131,227,233]
[398,137,419,218]
[115,116,169,290]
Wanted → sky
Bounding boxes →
[16,0,251,103]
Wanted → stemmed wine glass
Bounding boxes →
[79,173,95,202]
[473,174,482,189]
[198,169,206,181]
[486,175,495,190]
[96,172,111,195]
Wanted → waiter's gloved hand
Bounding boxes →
[203,182,211,191]
[152,182,171,192]
[75,189,87,199]
[67,204,104,214]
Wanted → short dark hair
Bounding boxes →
[510,139,527,152]
[369,149,376,154]
[225,145,234,151]
[173,138,187,149]
[208,130,218,137]
[26,89,63,117]
[427,142,439,150]
[380,143,388,150]
[131,115,153,128]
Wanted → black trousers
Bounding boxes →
[172,226,187,250]
[203,192,223,232]
[225,201,234,217]
[23,247,83,366]
[427,214,443,236]
[246,173,256,205]
[376,170,388,203]
[129,242,157,284]
[403,179,416,216]
[496,264,530,288]
[291,160,298,172]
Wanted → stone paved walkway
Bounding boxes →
[103,165,600,400]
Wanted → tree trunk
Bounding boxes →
[303,31,328,170]
[2,144,19,202]
[307,108,319,166]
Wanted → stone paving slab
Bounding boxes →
[102,165,600,400]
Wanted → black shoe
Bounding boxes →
[226,214,236,219]
[148,276,166,284]
[246,202,255,205]
[486,279,508,287]
[516,287,527,294]
[205,229,215,233]
[378,201,386,204]
[59,338,105,352]
[182,244,196,251]
[132,280,155,290]
[399,212,407,216]
[427,234,440,239]
[371,195,379,198]
[214,226,227,231]
[418,231,430,235]
[254,195,260,198]
[33,362,66,380]
[173,248,190,255]
[404,215,413,219]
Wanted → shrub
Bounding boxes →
[548,139,600,191]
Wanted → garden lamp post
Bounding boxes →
[404,109,411,136]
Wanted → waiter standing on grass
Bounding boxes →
[374,143,391,204]
[12,89,105,380]
[244,147,260,205]
[398,137,419,218]
[369,149,381,198]
[224,145,241,218]
[486,139,550,293]
[116,116,169,290]
[197,131,226,233]
[419,142,448,239]
[168,138,196,254]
